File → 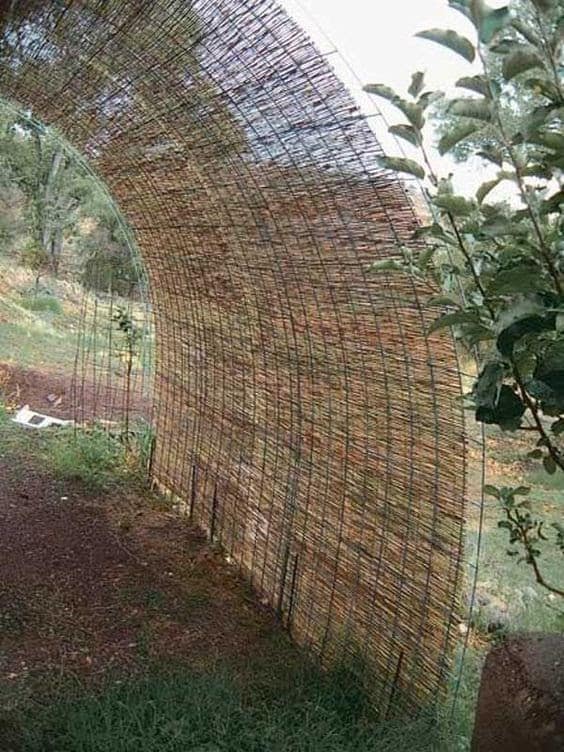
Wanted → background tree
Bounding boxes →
[78,183,140,297]
[0,101,139,295]
[0,111,81,277]
[365,0,564,595]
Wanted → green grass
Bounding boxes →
[19,293,63,315]
[466,426,564,635]
[15,667,452,752]
[0,404,149,494]
[0,259,154,380]
[49,426,132,493]
[0,319,79,372]
[0,410,469,750]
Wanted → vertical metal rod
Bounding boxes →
[385,650,405,720]
[189,463,197,521]
[286,553,299,632]
[210,483,218,542]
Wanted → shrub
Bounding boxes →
[19,293,62,315]
[49,426,125,493]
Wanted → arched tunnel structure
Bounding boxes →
[0,0,467,710]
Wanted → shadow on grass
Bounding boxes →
[11,664,457,752]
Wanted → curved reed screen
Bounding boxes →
[0,0,467,710]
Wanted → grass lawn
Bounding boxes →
[0,259,153,381]
[468,428,564,636]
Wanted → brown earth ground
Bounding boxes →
[0,362,151,423]
[0,366,299,741]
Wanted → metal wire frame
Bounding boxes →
[0,0,469,713]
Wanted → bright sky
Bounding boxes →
[279,0,506,193]
[280,0,476,95]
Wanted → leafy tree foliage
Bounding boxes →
[366,0,564,595]
[0,101,138,295]
[78,185,139,296]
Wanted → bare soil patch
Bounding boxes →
[0,423,290,707]
[0,362,151,423]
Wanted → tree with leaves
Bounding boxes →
[0,100,140,295]
[365,0,564,596]
[0,108,82,278]
[78,183,139,297]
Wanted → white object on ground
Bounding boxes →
[12,405,73,430]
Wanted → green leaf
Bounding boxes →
[523,104,560,137]
[396,100,425,130]
[540,190,564,215]
[416,29,476,62]
[476,177,502,204]
[487,265,549,295]
[363,83,399,102]
[428,310,481,334]
[449,98,492,121]
[449,1,473,20]
[377,156,425,180]
[527,131,564,153]
[476,4,511,44]
[484,484,501,498]
[533,377,564,416]
[433,194,475,216]
[388,124,421,147]
[523,76,559,100]
[473,362,504,410]
[475,385,526,430]
[464,324,495,346]
[479,215,527,237]
[427,295,460,308]
[502,47,545,81]
[512,486,531,496]
[497,314,556,357]
[369,259,406,273]
[477,145,504,166]
[552,418,564,436]
[413,223,457,244]
[408,71,425,98]
[455,75,491,97]
[490,37,517,54]
[438,122,481,155]
[513,348,537,382]
[551,16,564,54]
[363,87,427,130]
[534,341,564,399]
[530,0,556,12]
[418,91,444,110]
[521,163,552,179]
[418,245,437,271]
[510,19,541,47]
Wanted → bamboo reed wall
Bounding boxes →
[0,0,467,711]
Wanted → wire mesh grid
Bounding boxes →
[0,0,471,713]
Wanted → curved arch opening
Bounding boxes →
[0,97,154,442]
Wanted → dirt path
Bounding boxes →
[0,362,151,423]
[0,428,289,708]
